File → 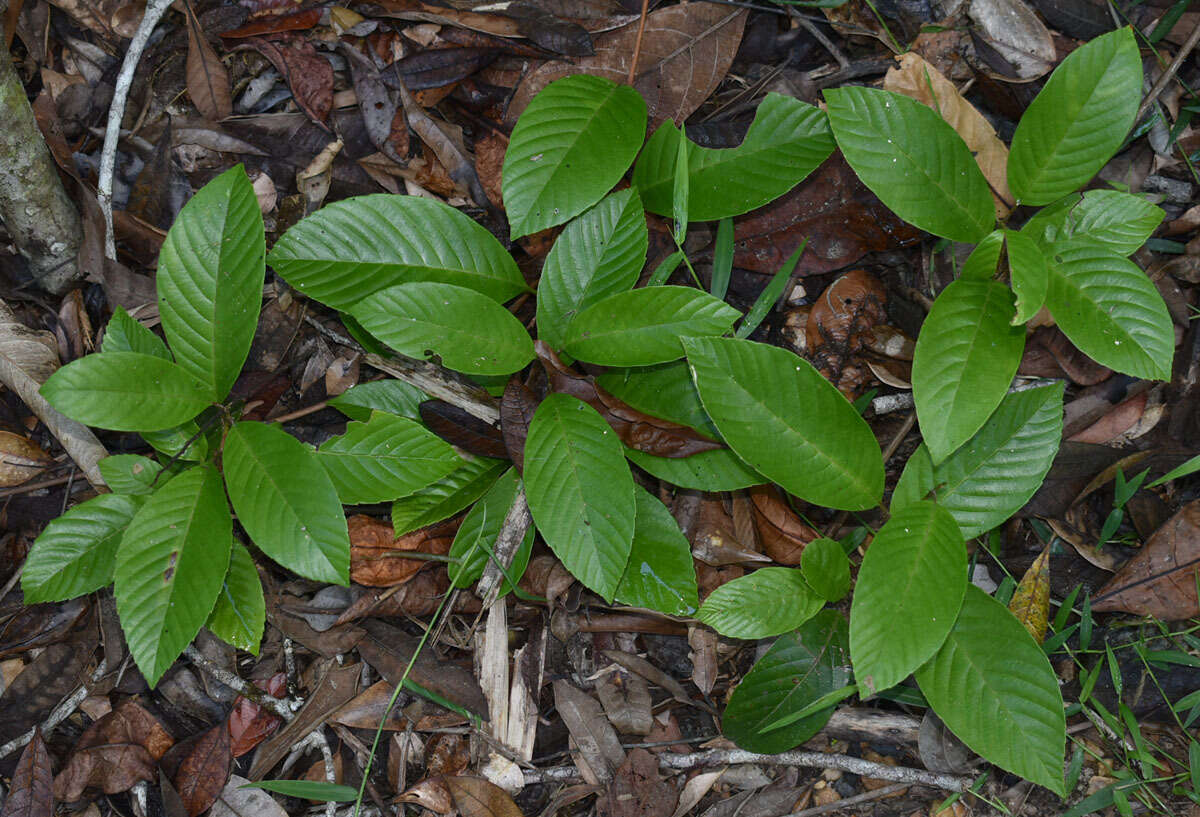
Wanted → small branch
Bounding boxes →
[0,657,109,759]
[627,0,650,85]
[476,486,532,607]
[183,646,297,721]
[1136,22,1200,124]
[364,352,499,425]
[873,378,1063,416]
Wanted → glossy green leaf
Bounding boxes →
[241,781,359,802]
[1004,230,1048,324]
[102,307,169,358]
[141,421,208,462]
[41,352,212,432]
[850,501,966,695]
[711,218,734,300]
[915,585,1067,794]
[633,94,835,220]
[724,611,850,753]
[825,86,993,242]
[893,384,1064,538]
[503,74,646,238]
[328,380,427,422]
[114,465,232,686]
[565,286,741,366]
[672,121,689,244]
[223,421,350,584]
[536,189,647,352]
[614,486,700,616]
[391,457,508,536]
[349,282,534,376]
[697,567,824,639]
[206,540,265,654]
[448,467,533,593]
[960,230,1004,280]
[317,411,461,504]
[268,194,526,309]
[801,537,850,602]
[524,394,635,601]
[625,446,764,492]
[1008,27,1141,205]
[158,165,265,400]
[98,454,163,495]
[683,337,883,510]
[596,360,718,438]
[1044,242,1173,380]
[22,494,142,602]
[1021,190,1164,256]
[911,280,1024,463]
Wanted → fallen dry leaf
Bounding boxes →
[804,269,890,399]
[1008,545,1050,643]
[53,701,174,801]
[1092,499,1200,620]
[500,375,539,472]
[236,36,333,125]
[227,672,285,757]
[210,775,287,817]
[0,728,53,817]
[419,400,508,459]
[596,671,653,736]
[174,723,232,816]
[349,514,456,587]
[554,680,626,784]
[967,0,1056,80]
[331,680,409,731]
[597,749,677,817]
[445,775,524,817]
[0,430,53,487]
[184,5,232,120]
[750,485,818,565]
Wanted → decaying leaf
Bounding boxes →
[0,299,59,383]
[357,620,489,720]
[210,775,287,817]
[348,514,457,587]
[1008,545,1050,643]
[53,701,174,800]
[331,680,410,730]
[174,723,232,816]
[687,626,718,697]
[335,569,481,623]
[0,431,53,487]
[596,671,653,736]
[1093,500,1200,620]
[236,36,333,125]
[419,400,509,460]
[536,342,722,457]
[750,485,818,565]
[1019,327,1112,386]
[0,728,53,817]
[184,5,232,121]
[500,375,539,472]
[597,749,677,817]
[553,680,626,785]
[803,269,890,399]
[227,672,285,757]
[967,0,1056,80]
[445,775,524,817]
[884,52,1013,216]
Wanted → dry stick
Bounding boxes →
[787,7,849,68]
[872,378,1064,416]
[182,645,298,721]
[626,0,651,85]
[475,485,533,608]
[1136,21,1200,124]
[0,656,110,759]
[786,782,909,817]
[98,0,175,260]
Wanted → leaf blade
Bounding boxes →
[22,494,142,602]
[614,486,699,616]
[206,540,266,654]
[697,567,824,639]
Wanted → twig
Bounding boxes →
[787,782,910,817]
[313,729,338,817]
[872,378,1064,416]
[1136,22,1200,124]
[627,0,650,85]
[183,645,297,721]
[0,656,109,759]
[787,7,849,68]
[98,0,175,260]
[475,486,532,608]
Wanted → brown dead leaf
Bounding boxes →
[331,679,409,730]
[884,52,1012,216]
[597,749,677,817]
[53,701,174,801]
[357,620,489,720]
[0,431,52,487]
[750,485,818,565]
[1008,546,1050,643]
[596,672,653,736]
[445,775,524,817]
[1019,327,1111,386]
[237,36,333,125]
[967,0,1056,80]
[507,3,747,129]
[554,680,626,784]
[687,626,718,697]
[1,729,53,817]
[175,724,231,816]
[349,514,456,587]
[474,131,507,209]
[500,375,539,472]
[1092,500,1200,620]
[398,777,454,813]
[0,299,59,383]
[227,673,285,758]
[335,569,481,623]
[1069,392,1149,445]
[419,400,508,459]
[805,269,889,399]
[185,5,232,121]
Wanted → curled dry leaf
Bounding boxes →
[349,514,457,587]
[967,0,1056,80]
[53,701,174,801]
[750,485,818,565]
[506,2,747,129]
[596,671,653,736]
[237,36,333,125]
[803,269,890,400]
[0,431,53,487]
[1008,545,1050,643]
[331,679,409,730]
[500,375,539,471]
[399,777,454,814]
[1093,499,1200,620]
[0,728,53,817]
[0,299,59,383]
[210,775,287,817]
[536,342,722,457]
[884,52,1013,216]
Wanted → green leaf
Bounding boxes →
[564,286,741,366]
[596,360,718,438]
[1022,190,1165,256]
[114,465,232,686]
[158,165,265,400]
[736,241,805,338]
[268,194,526,310]
[625,446,765,492]
[801,537,851,602]
[223,421,350,585]
[893,384,1064,538]
[22,493,142,602]
[960,230,1004,280]
[241,781,360,802]
[1148,453,1200,488]
[536,189,647,352]
[98,454,163,495]
[391,457,508,536]
[672,121,689,245]
[824,86,993,242]
[1044,242,1174,380]
[850,501,966,695]
[448,467,533,592]
[697,567,824,639]
[711,218,734,300]
[141,421,208,462]
[1004,230,1048,324]
[723,611,850,753]
[524,394,635,602]
[633,94,835,220]
[206,540,265,654]
[503,74,647,238]
[317,411,461,504]
[102,306,170,358]
[683,337,883,511]
[915,585,1066,794]
[1008,28,1141,205]
[328,380,427,422]
[349,282,534,376]
[911,280,1024,463]
[41,352,212,432]
[614,486,699,616]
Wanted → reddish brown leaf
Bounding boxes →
[0,430,52,488]
[500,375,539,471]
[750,485,818,565]
[398,777,454,813]
[0,598,89,656]
[349,514,456,587]
[1093,499,1200,620]
[0,636,93,747]
[53,702,173,800]
[185,6,232,121]
[335,570,482,623]
[0,729,53,817]
[219,8,321,38]
[227,673,286,757]
[425,734,470,778]
[1019,326,1112,386]
[733,154,923,276]
[419,400,508,460]
[237,36,332,125]
[331,680,410,730]
[805,269,890,399]
[174,724,231,816]
[445,776,524,817]
[596,749,677,817]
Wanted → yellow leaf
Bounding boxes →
[884,53,1014,219]
[1009,545,1051,643]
